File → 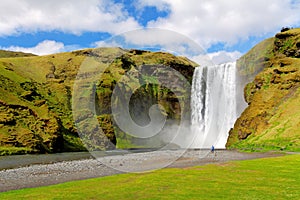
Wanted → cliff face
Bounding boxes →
[227,28,300,151]
[0,48,197,155]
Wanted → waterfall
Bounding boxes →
[190,62,237,148]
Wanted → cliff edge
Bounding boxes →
[227,28,300,151]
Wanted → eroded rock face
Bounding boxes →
[92,50,196,149]
[227,28,300,151]
[0,101,63,154]
[0,48,197,155]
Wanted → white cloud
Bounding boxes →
[192,51,242,66]
[93,39,124,48]
[138,0,300,48]
[2,0,300,58]
[3,40,65,55]
[95,28,206,56]
[0,0,141,36]
[207,51,242,65]
[134,0,170,12]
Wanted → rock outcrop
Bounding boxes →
[227,28,300,151]
[0,48,197,155]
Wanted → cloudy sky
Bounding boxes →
[1,0,300,64]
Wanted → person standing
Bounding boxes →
[211,145,217,158]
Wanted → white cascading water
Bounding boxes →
[190,62,237,148]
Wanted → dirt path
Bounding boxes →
[0,150,282,192]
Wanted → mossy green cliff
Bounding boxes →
[227,28,300,151]
[0,48,197,155]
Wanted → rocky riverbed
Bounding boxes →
[0,150,281,192]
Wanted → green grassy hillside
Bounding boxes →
[0,48,197,155]
[227,28,300,151]
[0,50,36,58]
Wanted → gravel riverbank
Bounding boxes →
[0,150,281,192]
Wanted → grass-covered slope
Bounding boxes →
[0,48,197,155]
[227,28,300,151]
[0,51,88,155]
[0,50,36,58]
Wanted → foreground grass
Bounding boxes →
[1,155,299,200]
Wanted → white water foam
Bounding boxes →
[190,62,237,148]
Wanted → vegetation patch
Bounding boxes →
[0,48,197,155]
[227,28,300,151]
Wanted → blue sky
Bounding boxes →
[1,0,300,64]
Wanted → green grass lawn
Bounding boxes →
[1,154,299,200]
